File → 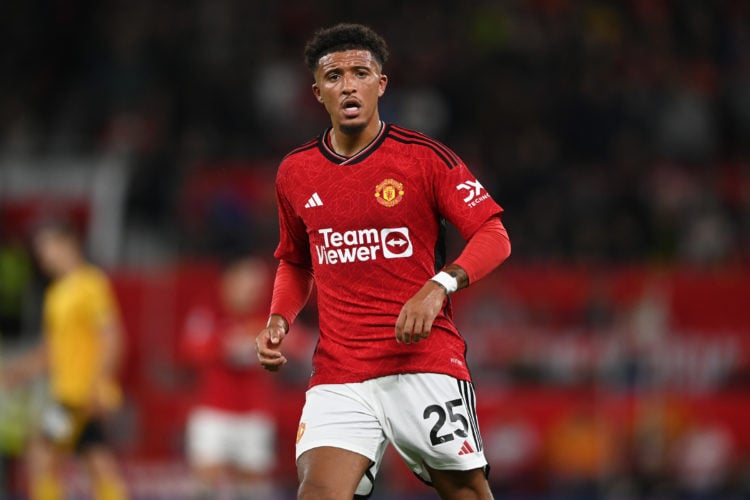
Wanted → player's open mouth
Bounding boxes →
[342,99,361,118]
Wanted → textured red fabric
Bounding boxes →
[180,307,276,413]
[269,259,314,327]
[453,216,511,285]
[273,124,506,387]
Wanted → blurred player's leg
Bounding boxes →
[187,407,231,498]
[27,438,63,500]
[83,445,127,500]
[233,469,277,500]
[297,447,372,500]
[229,412,277,499]
[191,463,224,499]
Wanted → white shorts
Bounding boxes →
[187,407,275,473]
[296,373,487,496]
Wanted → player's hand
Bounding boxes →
[256,314,288,371]
[395,281,447,345]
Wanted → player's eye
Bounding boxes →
[327,73,340,81]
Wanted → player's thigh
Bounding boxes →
[297,446,373,500]
[296,383,387,498]
[427,465,493,500]
[81,444,121,480]
[26,435,60,476]
[381,374,488,483]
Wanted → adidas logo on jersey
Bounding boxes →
[458,440,475,456]
[304,192,324,208]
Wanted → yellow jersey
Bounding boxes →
[43,265,122,410]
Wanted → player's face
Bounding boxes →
[312,50,388,133]
[221,258,269,314]
[33,230,74,277]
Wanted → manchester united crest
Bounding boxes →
[374,178,404,207]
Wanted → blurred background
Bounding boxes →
[1,0,749,498]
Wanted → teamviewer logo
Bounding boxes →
[381,227,413,259]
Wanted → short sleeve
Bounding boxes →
[85,271,120,329]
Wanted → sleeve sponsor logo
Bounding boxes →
[456,179,490,207]
[315,227,413,265]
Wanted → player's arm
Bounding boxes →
[396,216,510,344]
[96,316,124,384]
[83,276,125,413]
[256,259,314,371]
[89,311,124,414]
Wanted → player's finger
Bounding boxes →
[411,318,424,344]
[256,348,284,369]
[420,317,434,339]
[257,328,284,353]
[261,355,287,371]
[401,318,410,344]
[395,309,407,343]
[257,345,285,361]
[403,315,417,344]
[269,328,285,345]
[258,349,282,360]
[256,340,283,358]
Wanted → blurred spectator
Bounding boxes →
[630,397,690,499]
[672,422,735,500]
[484,412,542,496]
[546,398,621,500]
[179,256,278,499]
[0,238,33,340]
[1,0,748,264]
[176,164,277,257]
[0,220,127,500]
[0,1,749,498]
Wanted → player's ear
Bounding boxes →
[378,74,388,97]
[312,83,324,103]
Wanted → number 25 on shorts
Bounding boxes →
[423,399,469,446]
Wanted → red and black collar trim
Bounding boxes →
[318,122,388,166]
[387,125,459,169]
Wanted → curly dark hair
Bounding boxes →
[304,23,389,73]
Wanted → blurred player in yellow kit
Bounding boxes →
[1,220,127,500]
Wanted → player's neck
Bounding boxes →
[55,256,85,279]
[330,118,383,157]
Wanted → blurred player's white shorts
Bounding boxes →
[187,407,275,473]
[296,373,487,496]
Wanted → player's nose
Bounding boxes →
[341,72,357,92]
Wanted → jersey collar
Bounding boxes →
[319,121,388,166]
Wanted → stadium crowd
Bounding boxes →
[1,0,749,265]
[1,1,750,499]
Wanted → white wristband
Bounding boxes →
[430,271,458,294]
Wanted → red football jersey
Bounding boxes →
[274,123,503,387]
[181,307,276,413]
